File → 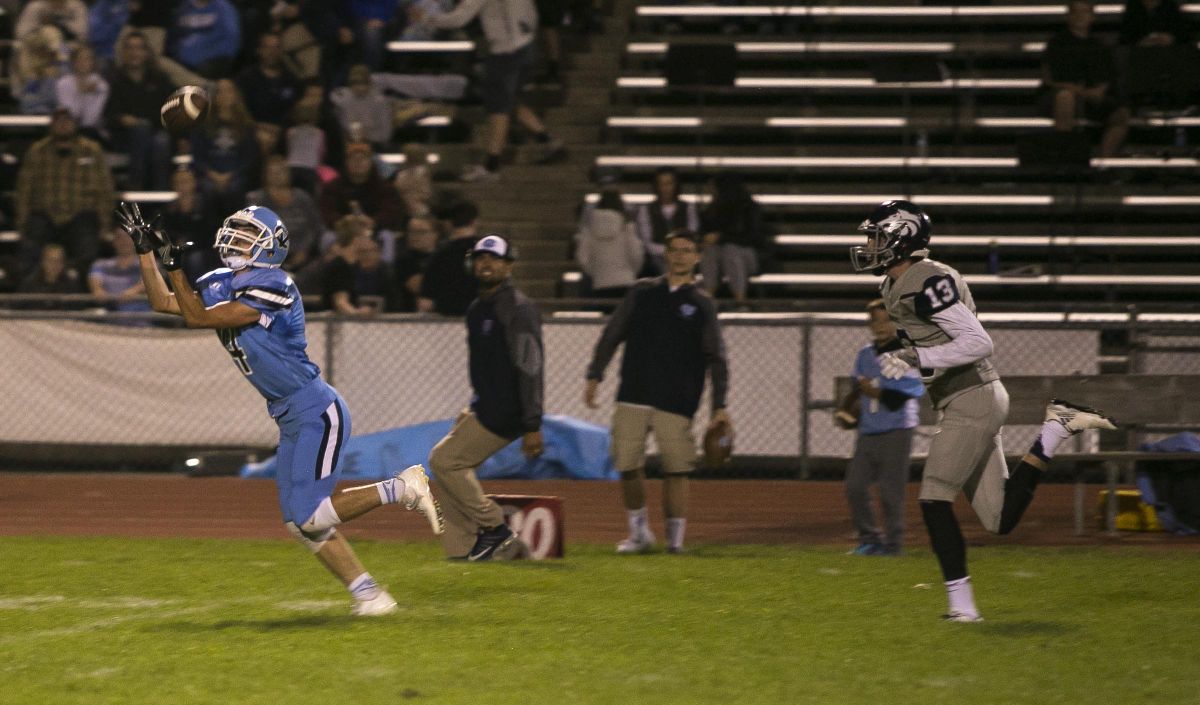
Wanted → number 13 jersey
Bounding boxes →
[198,267,320,402]
[880,258,999,408]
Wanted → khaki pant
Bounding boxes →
[919,381,1010,532]
[611,403,697,474]
[429,410,510,557]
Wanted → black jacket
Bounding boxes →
[587,277,728,418]
[466,281,544,438]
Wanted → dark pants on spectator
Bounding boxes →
[112,123,172,191]
[21,211,101,275]
[845,427,914,549]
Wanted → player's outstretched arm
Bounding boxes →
[138,252,181,315]
[166,268,260,330]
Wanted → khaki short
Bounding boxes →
[611,403,697,474]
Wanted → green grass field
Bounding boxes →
[2,537,1198,705]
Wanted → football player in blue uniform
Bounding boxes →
[116,202,444,617]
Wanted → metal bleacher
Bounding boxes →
[582,0,1200,309]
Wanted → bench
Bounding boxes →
[831,374,1200,535]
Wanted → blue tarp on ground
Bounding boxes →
[240,414,619,481]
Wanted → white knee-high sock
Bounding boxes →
[627,507,649,537]
[945,576,979,618]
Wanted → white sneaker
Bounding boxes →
[1045,399,1118,433]
[461,163,499,182]
[941,610,983,623]
[616,532,655,554]
[396,465,445,535]
[351,590,398,617]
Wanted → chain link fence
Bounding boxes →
[0,310,1192,472]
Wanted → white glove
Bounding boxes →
[879,349,919,380]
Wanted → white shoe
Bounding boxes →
[351,590,398,617]
[461,163,499,182]
[1045,399,1118,433]
[396,465,445,535]
[941,610,983,623]
[616,532,655,554]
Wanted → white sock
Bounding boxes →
[627,507,649,537]
[666,517,686,550]
[348,573,382,601]
[945,576,979,617]
[1037,420,1074,459]
[375,476,407,506]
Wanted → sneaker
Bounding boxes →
[461,163,499,182]
[1045,399,1118,433]
[847,542,881,556]
[616,532,655,554]
[396,465,444,535]
[467,523,517,561]
[941,610,983,623]
[533,139,567,165]
[351,590,397,617]
[666,545,684,555]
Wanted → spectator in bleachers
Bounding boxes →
[15,0,88,44]
[699,172,764,307]
[105,30,175,191]
[122,0,208,89]
[635,166,699,275]
[319,141,407,235]
[417,0,566,181]
[350,0,401,70]
[322,214,379,316]
[56,45,109,143]
[1042,0,1129,157]
[17,243,84,303]
[394,214,439,311]
[16,108,115,274]
[418,200,480,315]
[236,32,302,130]
[393,144,435,217]
[575,188,643,298]
[88,0,128,64]
[330,64,395,148]
[1120,0,1194,46]
[191,78,260,213]
[278,0,357,84]
[87,227,150,316]
[353,233,402,311]
[400,0,452,40]
[13,25,65,115]
[167,0,242,80]
[248,155,324,273]
[162,167,223,282]
[285,98,328,194]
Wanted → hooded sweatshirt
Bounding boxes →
[576,208,644,291]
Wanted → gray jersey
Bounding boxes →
[880,258,999,408]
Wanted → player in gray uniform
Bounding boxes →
[852,200,1117,622]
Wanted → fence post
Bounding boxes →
[324,316,337,386]
[799,319,811,480]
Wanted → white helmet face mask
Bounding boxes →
[216,216,274,270]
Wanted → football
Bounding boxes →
[160,85,209,136]
[702,420,734,470]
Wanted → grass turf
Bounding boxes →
[1,537,1198,705]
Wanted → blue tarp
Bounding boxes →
[240,414,619,481]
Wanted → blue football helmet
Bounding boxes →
[851,199,931,275]
[215,206,290,270]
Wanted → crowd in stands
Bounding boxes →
[0,0,596,316]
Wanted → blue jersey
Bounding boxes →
[198,267,320,402]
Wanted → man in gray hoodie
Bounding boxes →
[419,0,565,181]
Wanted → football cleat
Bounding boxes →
[616,531,655,554]
[1045,399,1118,433]
[941,610,983,623]
[847,542,881,556]
[396,465,444,535]
[351,590,398,617]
